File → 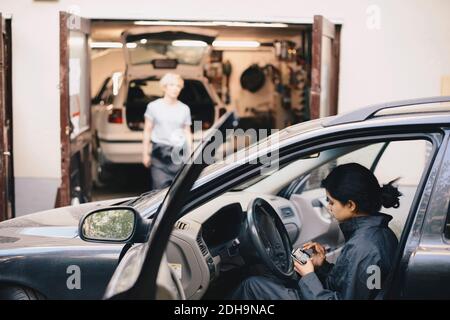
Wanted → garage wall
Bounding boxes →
[223,50,276,116]
[2,0,450,215]
[91,49,125,95]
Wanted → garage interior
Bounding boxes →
[0,13,341,218]
[88,21,310,201]
[90,20,314,129]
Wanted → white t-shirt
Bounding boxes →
[144,98,192,147]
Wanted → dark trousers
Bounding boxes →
[231,275,301,300]
[150,142,184,190]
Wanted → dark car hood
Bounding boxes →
[0,197,132,250]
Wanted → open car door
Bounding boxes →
[104,111,237,299]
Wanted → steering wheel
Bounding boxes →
[243,197,294,279]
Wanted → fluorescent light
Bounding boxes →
[90,42,122,49]
[212,21,288,28]
[172,40,208,47]
[140,39,147,44]
[135,20,217,26]
[90,42,138,49]
[212,40,260,48]
[134,20,288,28]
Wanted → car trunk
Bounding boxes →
[121,26,218,131]
[121,26,217,79]
[125,78,215,131]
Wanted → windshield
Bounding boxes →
[130,118,323,214]
[197,118,323,180]
[127,40,208,65]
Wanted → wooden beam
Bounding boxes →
[310,15,323,120]
[0,14,7,220]
[57,11,71,207]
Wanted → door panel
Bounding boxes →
[397,134,450,298]
[310,15,340,119]
[56,12,92,207]
[0,14,14,221]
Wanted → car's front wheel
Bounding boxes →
[0,285,45,300]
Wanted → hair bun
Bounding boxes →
[380,178,402,209]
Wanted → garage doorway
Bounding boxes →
[0,14,14,221]
[90,16,341,125]
[57,15,341,204]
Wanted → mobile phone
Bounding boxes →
[291,248,311,265]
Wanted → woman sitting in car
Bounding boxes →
[233,163,401,300]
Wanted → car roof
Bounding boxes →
[195,97,450,186]
[323,96,450,127]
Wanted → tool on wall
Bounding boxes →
[222,60,232,104]
[274,40,297,62]
[240,64,266,93]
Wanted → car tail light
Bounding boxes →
[108,109,123,123]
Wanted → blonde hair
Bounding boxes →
[160,73,184,89]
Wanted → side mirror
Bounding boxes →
[79,206,150,243]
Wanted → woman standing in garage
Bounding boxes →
[142,73,192,190]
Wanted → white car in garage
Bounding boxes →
[91,27,226,184]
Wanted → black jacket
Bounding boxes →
[299,213,398,300]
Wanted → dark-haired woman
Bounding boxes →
[232,162,401,300]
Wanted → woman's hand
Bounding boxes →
[302,242,326,267]
[142,154,151,168]
[294,259,314,277]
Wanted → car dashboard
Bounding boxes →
[165,191,302,299]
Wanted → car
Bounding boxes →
[91,26,226,185]
[0,97,450,300]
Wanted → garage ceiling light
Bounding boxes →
[134,20,288,28]
[172,40,208,47]
[214,22,288,28]
[90,42,122,49]
[212,40,260,48]
[90,42,138,49]
[134,20,217,26]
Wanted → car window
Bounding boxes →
[444,203,450,240]
[197,119,323,183]
[302,143,386,193]
[373,140,431,186]
[94,73,123,106]
[101,84,114,105]
[373,140,432,236]
[295,139,433,239]
[92,77,111,104]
